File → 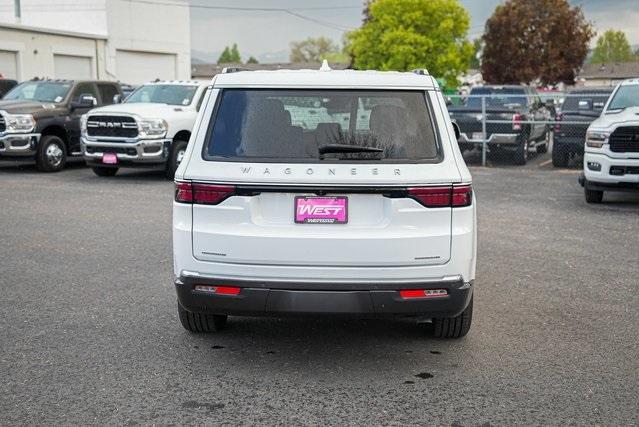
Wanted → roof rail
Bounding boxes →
[222,67,249,74]
[412,69,430,76]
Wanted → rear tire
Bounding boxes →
[585,188,604,204]
[537,131,549,154]
[552,144,569,167]
[178,303,227,333]
[92,166,118,177]
[36,135,67,172]
[433,296,473,339]
[513,132,529,165]
[166,140,188,180]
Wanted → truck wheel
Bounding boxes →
[585,188,603,204]
[537,130,550,154]
[552,145,569,167]
[36,135,67,172]
[432,296,473,339]
[513,133,529,165]
[178,303,227,333]
[92,167,118,177]
[166,140,188,179]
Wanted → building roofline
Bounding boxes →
[0,22,107,40]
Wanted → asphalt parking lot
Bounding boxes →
[1,156,638,425]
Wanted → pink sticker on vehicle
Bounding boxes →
[102,153,118,165]
[295,196,348,224]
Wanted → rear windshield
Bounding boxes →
[466,87,527,109]
[562,91,611,111]
[204,89,440,162]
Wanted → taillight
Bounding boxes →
[554,112,563,132]
[194,285,241,295]
[407,185,472,208]
[174,181,236,205]
[400,289,448,299]
[512,113,522,131]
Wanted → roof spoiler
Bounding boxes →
[222,67,249,74]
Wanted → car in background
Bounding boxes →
[448,85,552,165]
[0,79,18,98]
[580,79,639,203]
[118,83,138,100]
[81,80,209,178]
[552,86,613,167]
[0,79,122,171]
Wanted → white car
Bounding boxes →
[173,64,477,338]
[581,78,639,203]
[81,80,209,178]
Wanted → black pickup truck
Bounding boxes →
[551,86,613,167]
[448,85,552,165]
[0,79,122,171]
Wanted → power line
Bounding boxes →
[123,0,357,31]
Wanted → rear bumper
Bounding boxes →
[553,136,584,154]
[175,274,473,318]
[458,132,518,146]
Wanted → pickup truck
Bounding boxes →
[0,79,122,171]
[552,87,613,167]
[81,80,209,178]
[448,85,552,165]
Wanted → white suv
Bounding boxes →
[581,79,639,203]
[173,65,476,338]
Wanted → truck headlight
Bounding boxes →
[586,131,608,148]
[5,114,36,133]
[80,114,88,136]
[138,118,168,139]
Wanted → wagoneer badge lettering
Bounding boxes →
[240,166,401,176]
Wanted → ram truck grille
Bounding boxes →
[609,126,639,153]
[86,115,138,138]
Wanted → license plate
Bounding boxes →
[472,132,484,140]
[102,153,118,165]
[295,196,348,224]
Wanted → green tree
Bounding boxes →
[590,30,635,64]
[481,0,594,85]
[469,39,482,69]
[246,56,259,64]
[290,37,341,63]
[217,43,242,64]
[346,0,473,86]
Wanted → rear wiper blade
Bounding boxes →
[318,144,384,155]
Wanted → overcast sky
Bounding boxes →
[189,0,639,63]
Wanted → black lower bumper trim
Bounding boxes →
[175,276,473,318]
[584,178,639,193]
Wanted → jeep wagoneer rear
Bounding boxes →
[172,65,476,338]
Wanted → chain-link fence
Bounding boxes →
[445,89,613,167]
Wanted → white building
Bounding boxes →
[0,0,191,84]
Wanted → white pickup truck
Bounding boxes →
[81,81,209,178]
[581,78,639,203]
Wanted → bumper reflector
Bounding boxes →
[194,285,241,295]
[399,289,448,299]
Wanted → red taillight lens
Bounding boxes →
[194,285,241,295]
[452,185,473,207]
[408,186,452,207]
[175,182,235,205]
[408,185,472,208]
[512,113,522,131]
[400,289,448,299]
[554,112,563,132]
[175,181,193,203]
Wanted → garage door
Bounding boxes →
[54,54,93,80]
[116,50,176,85]
[0,50,18,79]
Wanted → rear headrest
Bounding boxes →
[370,105,408,134]
[315,123,342,146]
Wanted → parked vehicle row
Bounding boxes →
[0,78,206,179]
[448,85,552,165]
